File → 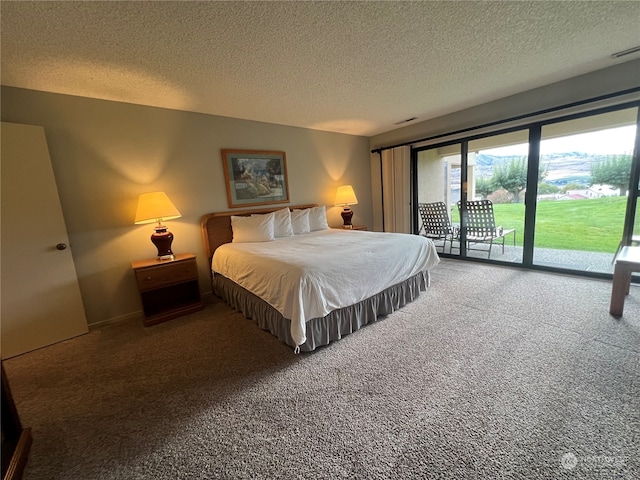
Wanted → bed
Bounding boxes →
[201,204,439,352]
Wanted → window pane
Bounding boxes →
[467,130,528,263]
[535,108,638,273]
[416,144,461,255]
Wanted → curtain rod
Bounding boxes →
[371,86,640,154]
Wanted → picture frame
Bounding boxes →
[221,149,290,208]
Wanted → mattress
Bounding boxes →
[212,229,440,348]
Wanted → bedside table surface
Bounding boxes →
[333,225,368,231]
[131,252,196,270]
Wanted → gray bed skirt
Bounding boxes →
[212,270,431,352]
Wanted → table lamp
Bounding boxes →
[335,185,358,228]
[134,192,182,260]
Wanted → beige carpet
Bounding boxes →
[4,259,639,479]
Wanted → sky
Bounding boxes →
[482,125,637,156]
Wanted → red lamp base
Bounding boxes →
[151,225,175,260]
[341,207,353,228]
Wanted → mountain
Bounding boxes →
[473,151,609,186]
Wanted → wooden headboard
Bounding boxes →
[200,204,317,261]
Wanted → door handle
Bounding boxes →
[56,243,67,250]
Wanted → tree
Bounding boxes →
[490,157,548,203]
[492,157,528,203]
[537,182,560,195]
[591,154,632,197]
[266,158,282,177]
[475,176,494,199]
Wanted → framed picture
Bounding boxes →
[221,149,290,208]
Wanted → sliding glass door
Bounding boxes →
[413,103,640,278]
[415,143,461,255]
[415,131,529,263]
[466,131,529,264]
[534,108,638,273]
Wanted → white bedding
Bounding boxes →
[212,229,439,347]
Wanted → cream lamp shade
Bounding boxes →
[134,192,182,260]
[335,185,358,228]
[334,185,358,207]
[134,192,182,225]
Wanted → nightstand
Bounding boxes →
[131,253,204,326]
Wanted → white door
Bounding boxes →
[1,122,88,359]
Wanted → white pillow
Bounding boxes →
[290,208,310,235]
[253,207,293,238]
[308,206,329,231]
[231,212,275,243]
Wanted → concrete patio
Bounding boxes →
[434,240,617,275]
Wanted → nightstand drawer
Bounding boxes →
[135,259,198,291]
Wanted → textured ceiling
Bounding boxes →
[2,1,640,137]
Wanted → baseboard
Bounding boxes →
[3,427,32,480]
[88,311,142,331]
[88,291,215,331]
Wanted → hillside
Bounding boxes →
[474,152,615,186]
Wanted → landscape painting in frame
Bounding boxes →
[221,149,290,208]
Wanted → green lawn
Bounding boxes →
[450,196,628,253]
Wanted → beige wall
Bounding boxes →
[370,59,640,151]
[1,87,371,327]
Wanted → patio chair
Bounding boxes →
[457,199,515,259]
[418,202,457,253]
